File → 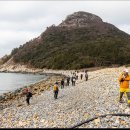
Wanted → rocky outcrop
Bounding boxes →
[59,11,103,28]
[0,57,42,73]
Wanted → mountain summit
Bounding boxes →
[1,11,130,70]
[59,11,103,27]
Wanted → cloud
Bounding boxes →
[0,1,49,22]
[0,30,40,57]
[0,1,130,58]
[117,24,130,35]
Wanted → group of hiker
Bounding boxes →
[22,70,89,104]
[53,68,130,104]
[54,68,130,105]
[22,68,130,105]
[53,75,77,100]
[80,70,88,81]
[53,70,88,99]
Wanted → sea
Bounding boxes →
[0,72,48,94]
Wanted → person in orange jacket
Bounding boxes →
[118,69,130,103]
[53,82,59,99]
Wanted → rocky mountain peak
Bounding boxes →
[59,11,103,28]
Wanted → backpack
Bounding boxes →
[54,85,59,91]
[29,92,32,97]
[26,92,32,97]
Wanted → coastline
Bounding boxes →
[1,66,130,128]
[0,72,65,111]
[0,62,123,111]
[0,62,68,110]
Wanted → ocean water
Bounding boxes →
[0,72,48,94]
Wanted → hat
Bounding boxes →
[124,69,129,73]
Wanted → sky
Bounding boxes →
[0,0,130,58]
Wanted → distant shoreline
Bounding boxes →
[0,71,63,76]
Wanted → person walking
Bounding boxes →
[85,71,88,81]
[71,76,76,86]
[67,76,70,86]
[71,76,74,86]
[61,79,64,89]
[73,76,76,86]
[53,82,59,99]
[25,89,32,105]
[80,74,83,80]
[118,69,130,103]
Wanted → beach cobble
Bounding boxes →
[0,67,130,128]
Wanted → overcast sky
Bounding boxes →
[0,1,130,58]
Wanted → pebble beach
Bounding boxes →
[0,67,130,128]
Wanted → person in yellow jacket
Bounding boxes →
[118,69,130,103]
[53,82,59,99]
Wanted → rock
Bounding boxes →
[120,121,127,125]
[115,119,120,124]
[125,108,130,113]
[112,126,118,128]
[40,119,45,123]
[83,113,90,118]
[17,104,23,107]
[94,118,100,125]
[59,11,103,28]
[18,121,25,126]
